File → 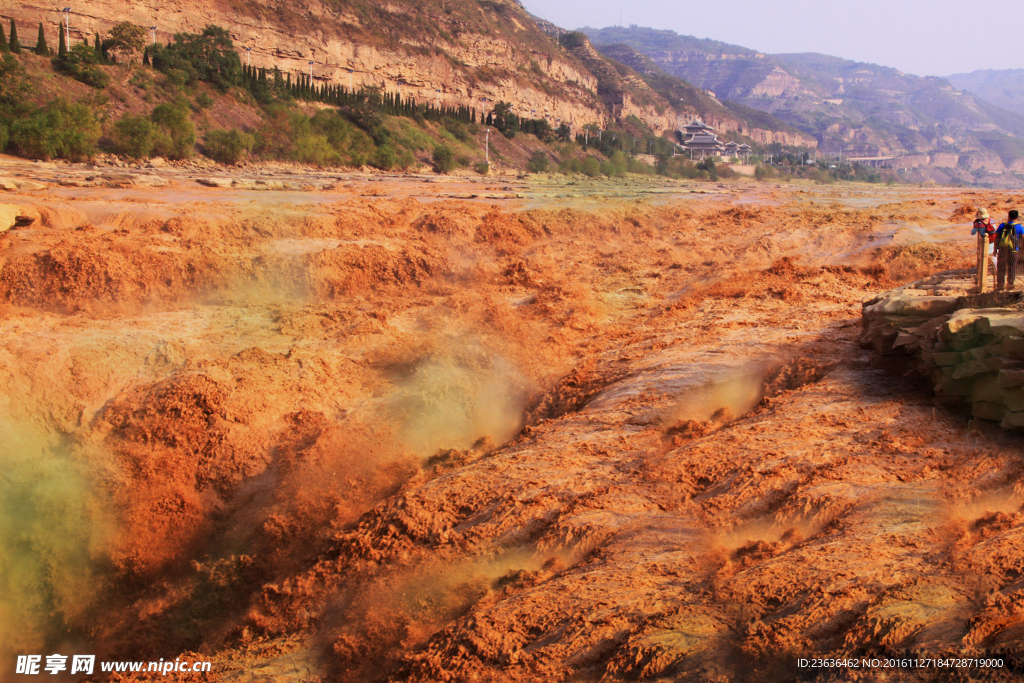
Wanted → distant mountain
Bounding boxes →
[947,69,1024,116]
[523,18,817,147]
[581,25,1024,183]
[589,43,814,146]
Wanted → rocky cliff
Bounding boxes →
[8,0,611,127]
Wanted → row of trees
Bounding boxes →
[0,18,145,63]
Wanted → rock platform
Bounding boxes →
[860,269,1024,428]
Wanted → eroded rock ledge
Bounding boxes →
[860,269,1024,428]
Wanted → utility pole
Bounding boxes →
[348,69,354,91]
[308,60,313,78]
[149,25,157,46]
[485,128,490,165]
[245,46,252,66]
[436,88,440,107]
[61,8,71,43]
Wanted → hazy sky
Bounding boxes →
[520,0,1024,77]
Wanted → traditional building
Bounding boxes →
[682,119,715,142]
[684,134,725,159]
[681,119,725,159]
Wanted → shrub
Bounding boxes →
[443,118,472,143]
[253,104,302,160]
[9,100,99,160]
[696,158,718,181]
[582,157,600,177]
[194,92,213,109]
[203,128,253,164]
[0,123,8,152]
[474,161,489,175]
[370,144,396,170]
[526,150,548,173]
[149,103,195,159]
[54,43,108,88]
[0,53,30,104]
[396,147,416,170]
[295,134,338,166]
[310,109,375,165]
[432,145,456,173]
[111,114,156,158]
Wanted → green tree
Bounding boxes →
[526,150,549,173]
[36,22,49,56]
[150,26,242,90]
[491,101,520,139]
[149,103,195,159]
[0,22,8,53]
[432,145,456,173]
[9,19,20,54]
[105,22,147,64]
[9,100,99,160]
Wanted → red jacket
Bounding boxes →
[973,218,996,242]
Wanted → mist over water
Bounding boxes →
[0,418,112,659]
[392,349,532,456]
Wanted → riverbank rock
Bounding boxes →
[860,269,1024,428]
[0,204,41,232]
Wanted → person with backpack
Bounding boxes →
[995,209,1023,290]
[972,208,996,290]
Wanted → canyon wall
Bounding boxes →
[5,0,609,127]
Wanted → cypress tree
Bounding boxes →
[57,22,65,57]
[94,32,102,59]
[9,19,20,53]
[35,22,48,56]
[0,23,7,52]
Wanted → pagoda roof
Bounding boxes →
[683,119,715,132]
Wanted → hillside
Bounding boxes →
[948,69,1024,116]
[3,0,818,152]
[593,43,814,147]
[582,25,1024,185]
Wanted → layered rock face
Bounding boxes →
[11,0,607,127]
[860,270,1024,429]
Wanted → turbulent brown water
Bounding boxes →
[1,174,1023,682]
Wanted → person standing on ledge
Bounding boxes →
[995,210,1023,291]
[972,208,996,291]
